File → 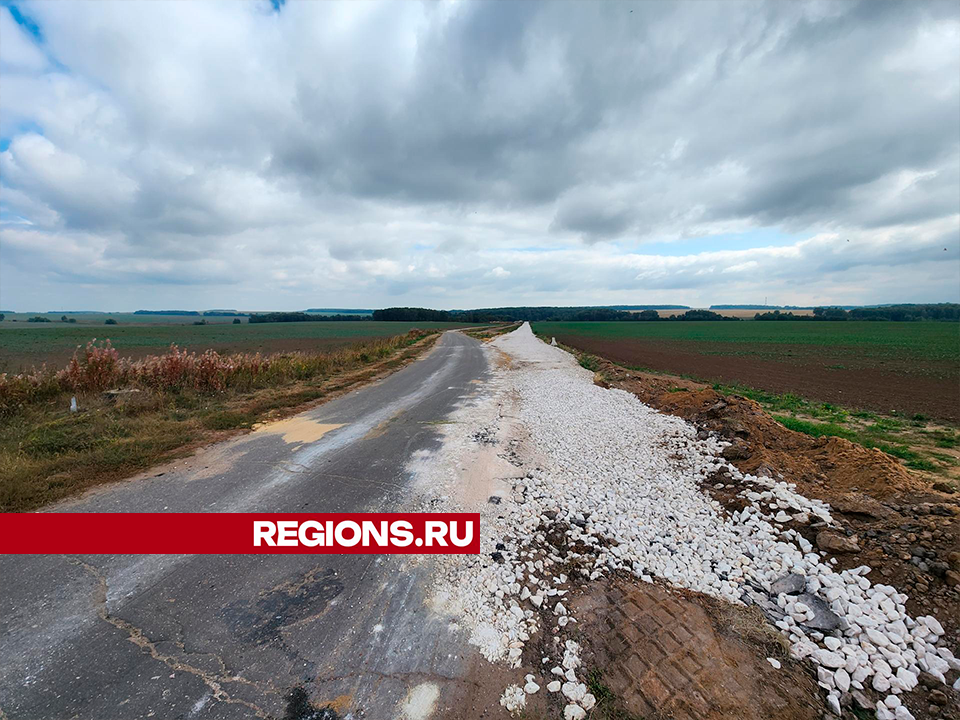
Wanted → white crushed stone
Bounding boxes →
[499,684,525,713]
[418,324,956,718]
[523,673,540,694]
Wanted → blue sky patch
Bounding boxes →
[2,2,42,40]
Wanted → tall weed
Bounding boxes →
[0,330,432,415]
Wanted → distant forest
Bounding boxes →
[128,303,960,325]
[134,310,201,316]
[248,312,370,323]
[304,308,372,315]
[756,304,960,321]
[374,304,960,323]
[712,304,816,310]
[373,307,740,322]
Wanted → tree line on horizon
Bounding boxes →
[376,304,960,323]
[373,306,741,322]
[241,303,960,324]
[755,304,959,322]
[5,303,957,325]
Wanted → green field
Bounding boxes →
[0,312,249,325]
[0,320,473,372]
[531,321,959,367]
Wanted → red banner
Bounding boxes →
[0,513,481,554]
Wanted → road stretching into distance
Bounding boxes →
[0,331,488,720]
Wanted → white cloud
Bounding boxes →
[0,7,46,72]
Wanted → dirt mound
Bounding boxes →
[571,577,824,720]
[607,367,923,499]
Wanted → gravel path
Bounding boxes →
[416,324,957,720]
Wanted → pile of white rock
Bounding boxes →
[498,639,597,719]
[427,324,957,718]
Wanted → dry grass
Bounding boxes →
[462,323,519,341]
[1,331,434,412]
[0,331,439,512]
[703,597,791,658]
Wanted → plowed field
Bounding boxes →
[532,321,960,421]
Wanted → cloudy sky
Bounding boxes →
[1,0,958,311]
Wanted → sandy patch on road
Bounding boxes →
[406,373,520,514]
[252,417,345,444]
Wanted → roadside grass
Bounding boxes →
[584,668,644,720]
[575,353,617,387]
[930,430,959,448]
[687,380,955,477]
[578,354,601,372]
[739,385,954,475]
[772,415,940,472]
[718,380,955,475]
[711,382,849,423]
[707,601,790,658]
[462,323,519,342]
[0,319,474,373]
[0,331,439,512]
[773,415,857,441]
[736,384,960,477]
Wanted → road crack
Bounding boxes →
[315,668,481,689]
[66,556,275,719]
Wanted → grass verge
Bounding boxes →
[584,668,644,720]
[772,415,940,471]
[462,323,520,341]
[705,383,957,476]
[0,331,440,512]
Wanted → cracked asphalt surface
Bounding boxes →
[0,331,488,720]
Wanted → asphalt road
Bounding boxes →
[0,331,489,720]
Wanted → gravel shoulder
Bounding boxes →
[411,323,959,720]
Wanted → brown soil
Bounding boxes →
[556,335,960,422]
[440,653,554,719]
[571,577,824,720]
[495,511,826,720]
[610,368,925,499]
[587,356,960,719]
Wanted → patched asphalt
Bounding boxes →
[0,331,488,720]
